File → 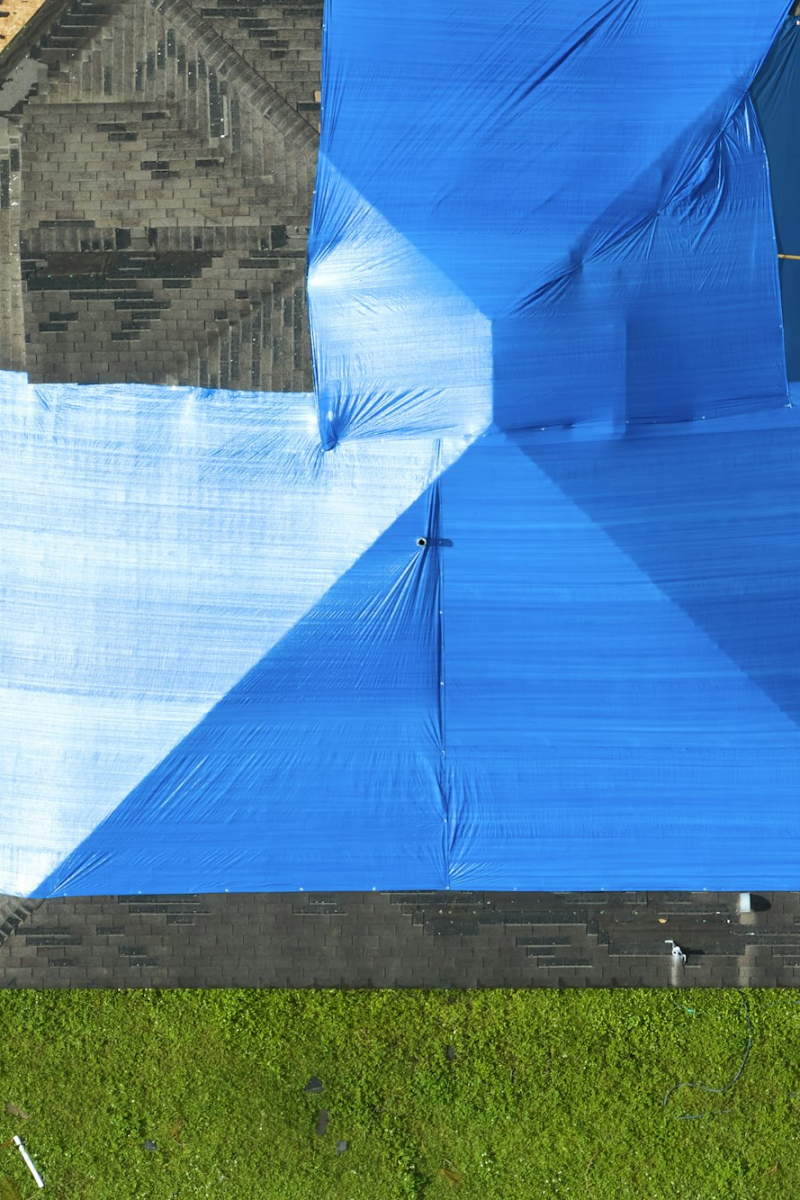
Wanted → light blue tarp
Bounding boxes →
[3,0,800,895]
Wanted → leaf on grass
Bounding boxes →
[0,1177,21,1200]
[3,1106,29,1121]
[170,1119,185,1144]
[440,1166,463,1186]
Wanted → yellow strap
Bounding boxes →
[778,253,800,260]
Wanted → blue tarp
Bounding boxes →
[3,0,800,895]
[753,16,800,381]
[310,0,789,438]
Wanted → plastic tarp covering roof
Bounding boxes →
[3,0,800,896]
[752,16,800,381]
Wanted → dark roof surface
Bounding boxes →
[0,0,320,390]
[0,890,798,989]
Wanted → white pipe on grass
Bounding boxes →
[13,1135,44,1189]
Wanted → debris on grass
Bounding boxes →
[3,1106,28,1121]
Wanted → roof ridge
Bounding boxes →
[154,0,319,156]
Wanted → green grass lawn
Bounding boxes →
[0,988,797,1198]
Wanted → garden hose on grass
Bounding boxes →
[663,994,800,1119]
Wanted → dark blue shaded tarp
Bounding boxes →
[3,0,800,896]
[753,16,800,380]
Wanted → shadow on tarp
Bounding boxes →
[512,409,800,731]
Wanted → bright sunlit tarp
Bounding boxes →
[3,0,800,896]
[1,376,468,895]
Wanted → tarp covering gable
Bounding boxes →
[310,0,789,437]
[31,404,800,896]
